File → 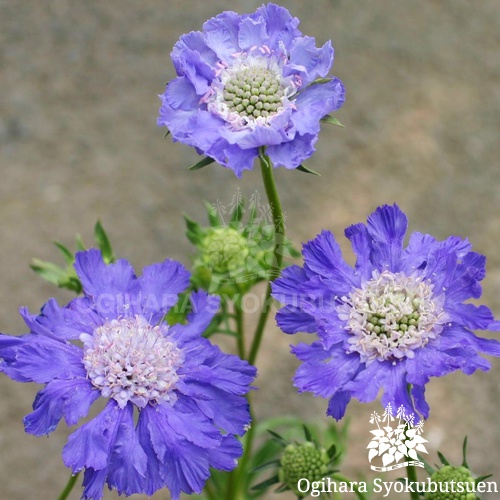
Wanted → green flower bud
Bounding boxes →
[201,227,250,274]
[278,442,330,497]
[425,465,477,500]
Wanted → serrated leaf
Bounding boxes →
[321,114,345,127]
[94,221,114,263]
[296,164,320,176]
[189,156,215,171]
[184,215,204,245]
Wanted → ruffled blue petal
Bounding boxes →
[24,378,99,436]
[170,291,220,342]
[302,230,357,287]
[287,37,333,85]
[344,222,373,281]
[74,249,140,319]
[276,306,316,334]
[292,342,361,399]
[202,11,241,61]
[271,265,308,304]
[63,399,122,473]
[365,204,408,272]
[6,335,84,384]
[266,132,317,169]
[253,3,301,50]
[139,259,190,322]
[238,17,269,50]
[327,390,352,421]
[208,434,242,471]
[171,31,218,74]
[138,404,212,499]
[105,403,148,496]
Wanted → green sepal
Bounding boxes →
[184,215,205,245]
[267,430,289,448]
[437,451,450,466]
[189,156,215,171]
[163,129,170,139]
[475,474,493,484]
[461,436,469,468]
[230,198,245,223]
[321,114,345,127]
[296,164,321,176]
[94,221,114,264]
[205,201,222,227]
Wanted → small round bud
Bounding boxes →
[424,465,477,500]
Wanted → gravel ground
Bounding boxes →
[1,1,500,499]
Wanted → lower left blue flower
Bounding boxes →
[0,249,257,500]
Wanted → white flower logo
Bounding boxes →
[367,404,428,471]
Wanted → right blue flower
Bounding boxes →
[272,204,500,420]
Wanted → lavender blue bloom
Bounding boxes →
[272,204,500,420]
[158,3,345,177]
[0,249,256,500]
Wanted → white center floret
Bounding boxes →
[338,270,448,363]
[81,316,183,408]
[206,53,297,130]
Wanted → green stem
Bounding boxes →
[247,153,285,366]
[406,465,420,500]
[57,472,80,500]
[235,298,245,359]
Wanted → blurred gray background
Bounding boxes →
[1,0,499,498]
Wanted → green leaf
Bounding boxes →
[30,259,67,286]
[296,164,321,176]
[321,115,345,127]
[75,234,86,252]
[251,475,280,492]
[53,241,75,265]
[189,156,215,171]
[94,221,114,263]
[475,474,493,484]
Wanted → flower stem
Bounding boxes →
[234,297,245,359]
[406,465,420,500]
[247,153,285,366]
[57,472,79,500]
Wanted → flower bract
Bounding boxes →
[272,204,500,420]
[0,249,256,500]
[158,3,345,177]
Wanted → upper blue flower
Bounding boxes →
[272,204,500,420]
[0,249,256,500]
[158,3,345,177]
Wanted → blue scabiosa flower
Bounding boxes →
[272,204,500,420]
[0,249,256,500]
[158,3,345,177]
